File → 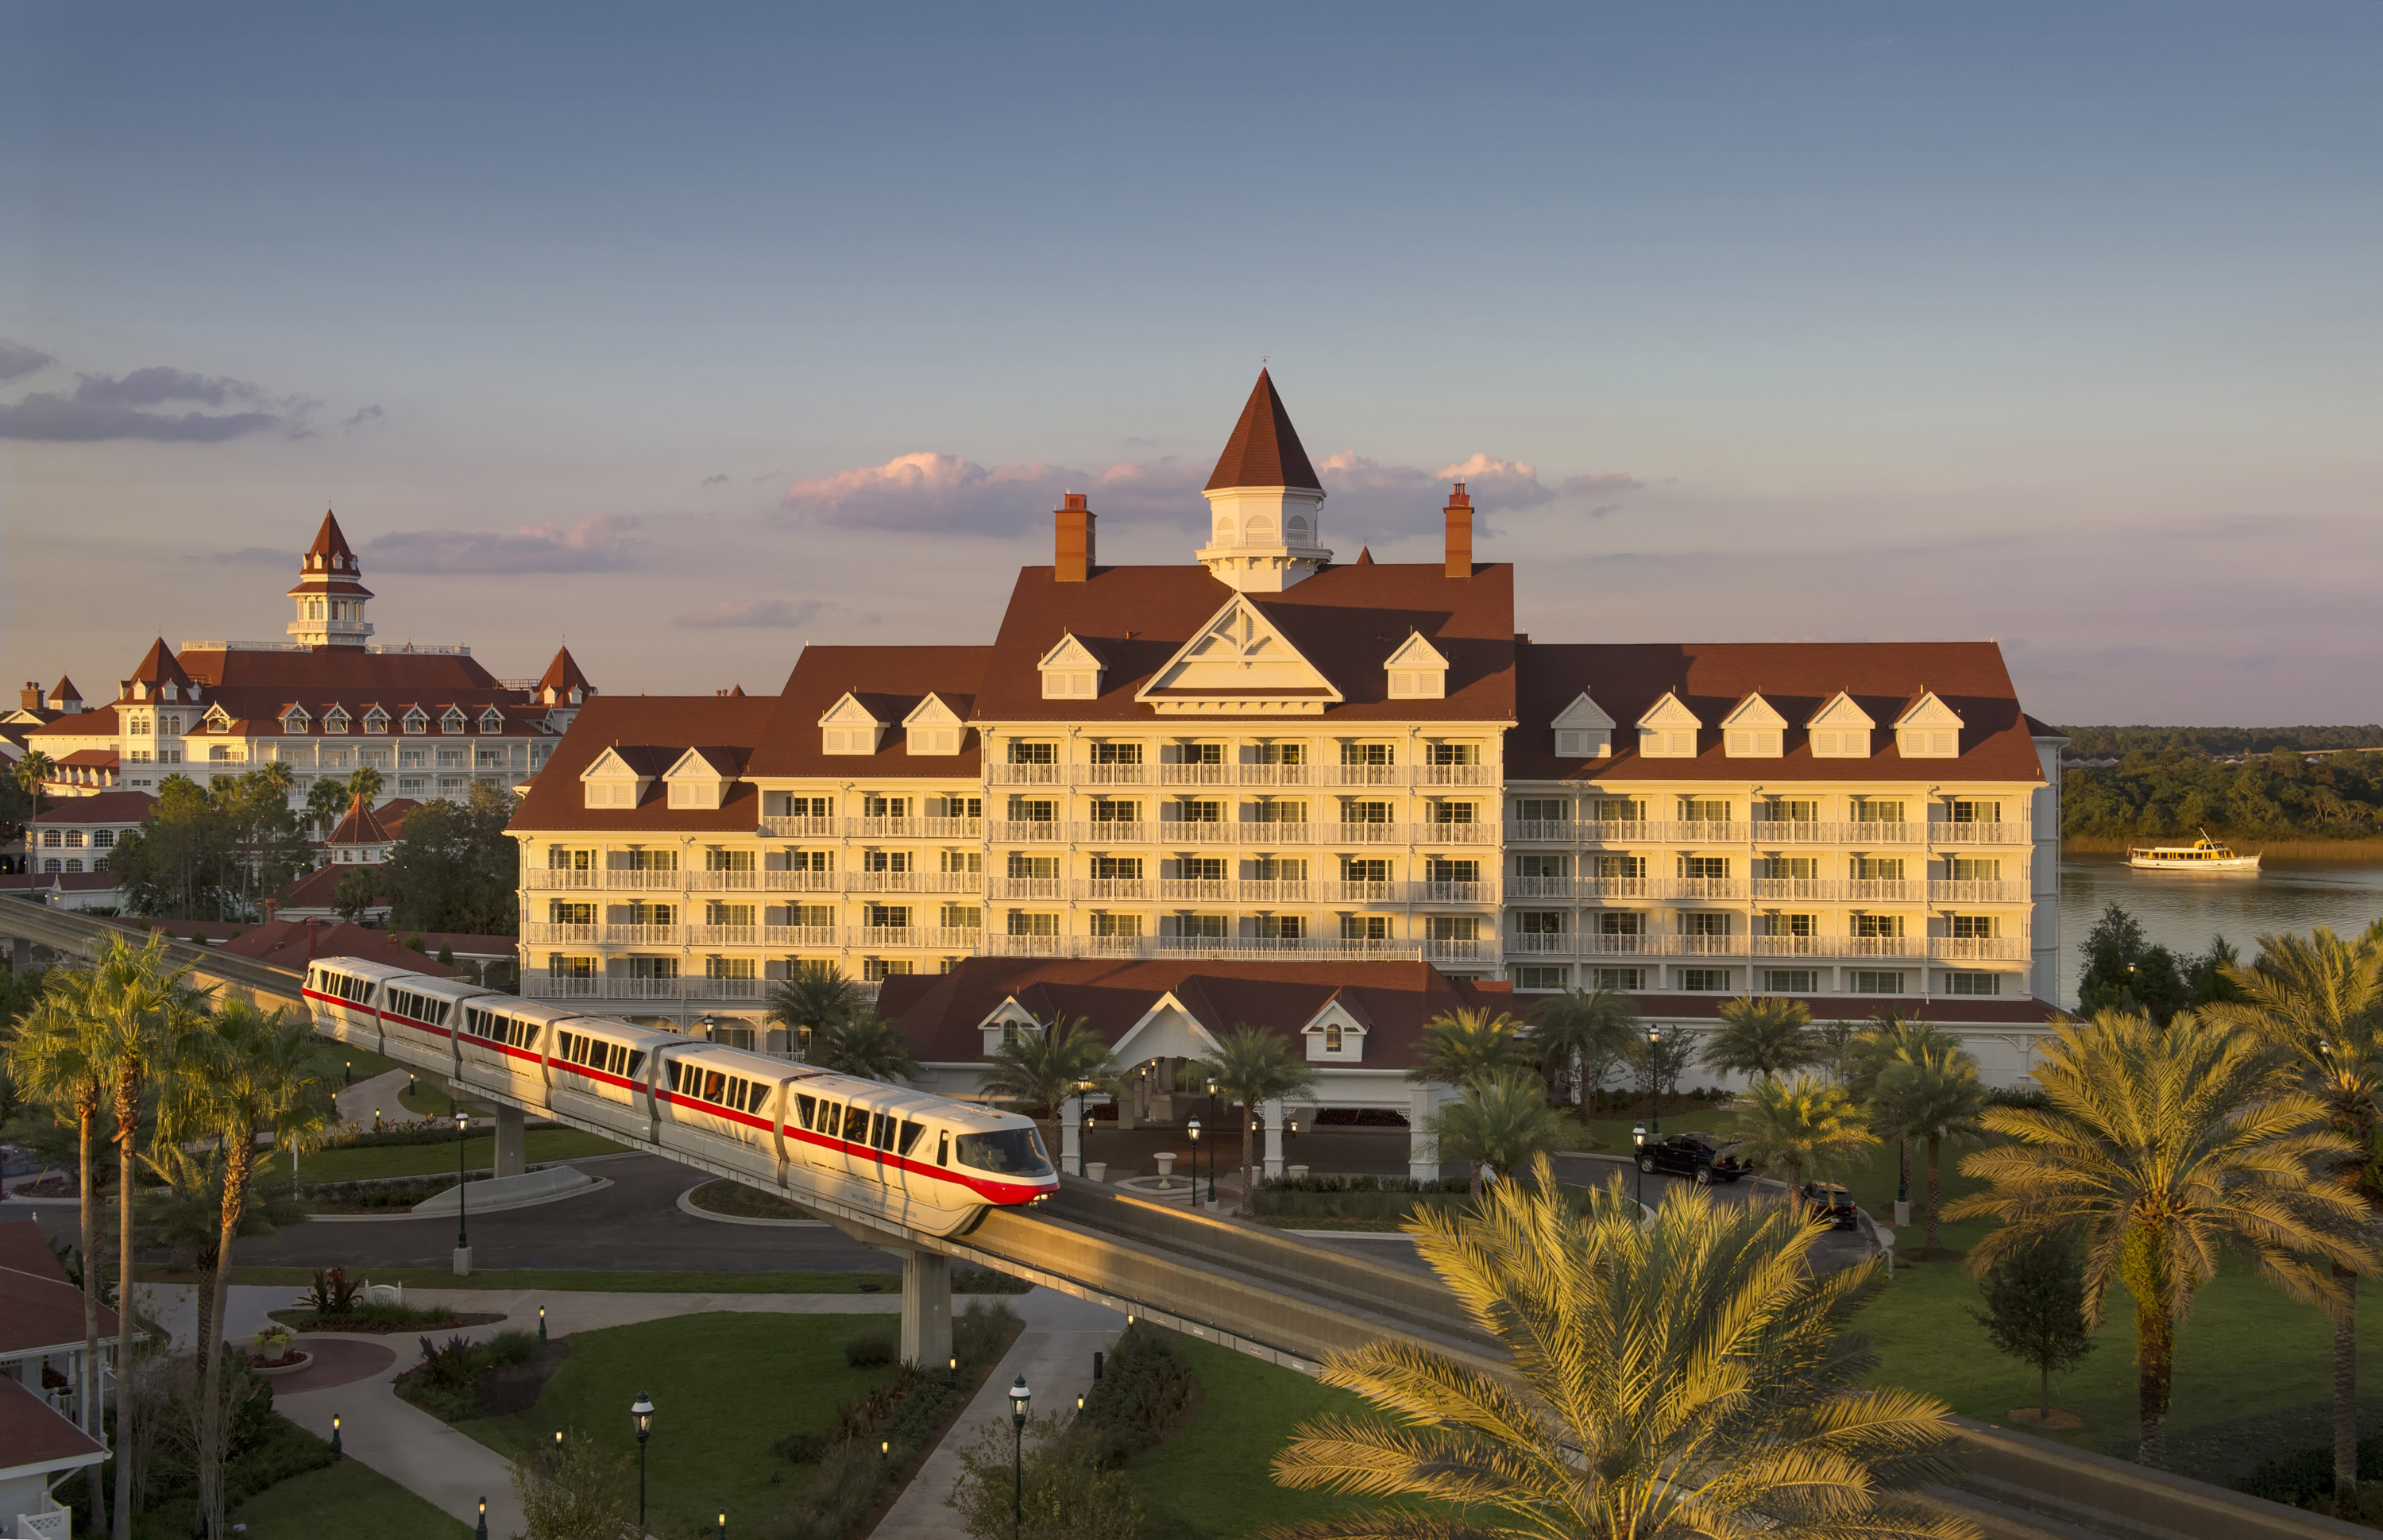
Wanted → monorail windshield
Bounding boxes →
[954,1128,1054,1178]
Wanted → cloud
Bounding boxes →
[209,546,295,566]
[700,473,730,486]
[672,596,834,629]
[1313,450,1555,528]
[1558,472,1643,498]
[364,515,642,574]
[0,394,281,442]
[71,366,267,408]
[782,453,1205,535]
[0,342,52,382]
[342,404,384,430]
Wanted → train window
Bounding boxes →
[875,1115,897,1152]
[844,1106,871,1141]
[954,1129,1056,1178]
[794,1094,817,1129]
[747,1083,770,1115]
[701,1071,726,1104]
[818,1102,840,1136]
[666,1060,685,1093]
[624,1049,645,1079]
[937,1130,950,1167]
[898,1121,925,1156]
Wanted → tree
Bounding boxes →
[1193,1025,1318,1215]
[162,994,330,1538]
[979,1016,1117,1172]
[1628,1025,1695,1102]
[767,962,865,1057]
[1407,1006,1534,1089]
[511,1430,638,1540]
[345,763,385,806]
[2208,925,2383,1515]
[951,1413,1146,1540]
[303,777,350,840]
[330,866,382,922]
[1871,1043,1989,1257]
[1426,1070,1576,1197]
[1968,1237,2096,1422]
[1701,994,1817,1080]
[1809,1018,1864,1085]
[1948,1008,2381,1469]
[10,748,55,832]
[1527,986,1639,1116]
[1269,1160,1974,1540]
[6,976,114,1537]
[381,781,520,934]
[1732,1073,1876,1207]
[2076,902,2193,1023]
[809,1012,919,1083]
[1844,1014,1956,1211]
[0,754,37,849]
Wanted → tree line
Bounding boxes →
[2063,745,2383,842]
[2061,724,2383,758]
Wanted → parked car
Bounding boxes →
[1799,1181,1860,1230]
[1635,1132,1748,1185]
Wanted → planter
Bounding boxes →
[250,1351,313,1379]
[1083,1162,1107,1183]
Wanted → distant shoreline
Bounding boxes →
[2064,836,2383,861]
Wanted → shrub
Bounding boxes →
[251,1324,297,1359]
[305,1266,362,1314]
[953,1264,1033,1294]
[843,1328,895,1368]
[773,1429,829,1464]
[950,1413,1145,1540]
[512,1431,636,1540]
[1076,1322,1197,1469]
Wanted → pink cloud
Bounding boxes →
[783,452,1204,535]
[365,515,642,573]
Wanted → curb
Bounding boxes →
[674,1183,827,1229]
[309,1175,612,1223]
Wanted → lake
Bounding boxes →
[2057,853,2383,1005]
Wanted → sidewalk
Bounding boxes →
[870,1289,1126,1540]
[336,1067,434,1131]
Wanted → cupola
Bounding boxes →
[285,510,376,650]
[1195,371,1331,592]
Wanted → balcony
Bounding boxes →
[1748,820,1926,845]
[1324,820,1403,845]
[600,976,685,1002]
[1650,878,1747,901]
[602,924,681,946]
[601,867,684,890]
[1417,820,1496,845]
[1159,878,1235,902]
[1929,880,2031,903]
[763,924,838,948]
[1579,877,1652,901]
[758,815,840,838]
[1240,819,1311,844]
[1415,764,1497,786]
[1236,763,1312,786]
[1930,821,2029,845]
[976,934,1424,963]
[1158,764,1237,786]
[991,820,1066,842]
[1236,879,1315,903]
[1076,878,1153,901]
[762,870,839,892]
[519,922,600,945]
[1315,879,1396,905]
[1080,763,1152,786]
[1505,874,1574,900]
[690,924,762,947]
[918,927,983,951]
[689,869,761,891]
[990,877,1065,900]
[1319,764,1404,788]
[686,975,767,1002]
[1504,819,1574,843]
[1153,820,1234,844]
[1504,932,1571,955]
[852,927,922,950]
[1748,878,1925,903]
[1423,939,1496,965]
[988,763,1068,786]
[524,869,604,890]
[1409,881,1493,905]
[1933,936,2030,961]
[848,870,977,894]
[849,816,980,839]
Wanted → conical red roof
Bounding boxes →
[48,675,80,705]
[129,639,193,690]
[1205,369,1323,492]
[538,646,593,698]
[307,509,357,567]
[326,792,393,846]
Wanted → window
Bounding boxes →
[1514,912,1564,934]
[860,849,910,873]
[364,709,389,733]
[929,795,981,820]
[1724,728,1782,758]
[1174,741,1224,765]
[1253,742,1305,764]
[1949,914,1999,939]
[1756,856,1818,880]
[40,830,60,847]
[1427,801,1475,824]
[940,849,983,874]
[1424,743,1477,765]
[1342,800,1392,824]
[1948,858,2002,881]
[705,955,757,979]
[780,794,833,818]
[64,859,82,872]
[1176,856,1225,881]
[1555,729,1609,757]
[1426,916,1478,941]
[860,795,910,819]
[93,829,115,848]
[1852,913,1905,938]
[1680,913,1732,937]
[1425,857,1479,882]
[1339,742,1393,766]
[1253,914,1304,940]
[1680,798,1730,823]
[1176,800,1222,824]
[1852,857,1906,883]
[1678,969,1730,992]
[1088,855,1141,879]
[1762,799,1818,823]
[791,849,833,872]
[210,745,235,762]
[1167,913,1229,940]
[706,901,756,925]
[1514,852,1566,877]
[129,715,152,735]
[1763,970,1820,993]
[1589,798,1644,822]
[1512,798,1569,822]
[1253,799,1306,823]
[403,709,429,735]
[63,830,84,847]
[1851,798,1904,824]
[1342,914,1391,941]
[863,904,911,929]
[1898,728,1959,758]
[940,903,983,930]
[1341,857,1389,883]
[863,957,914,982]
[1590,854,1644,878]
[1948,971,2002,996]
[1595,912,1646,936]
[1759,913,1817,937]
[441,708,467,733]
[1324,1022,1346,1051]
[1640,728,1697,758]
[1852,971,1906,994]
[1007,741,1056,764]
[791,903,833,928]
[1679,855,1731,879]
[1589,967,1646,990]
[1006,911,1060,936]
[1810,728,1869,758]
[1006,852,1058,878]
[1511,967,1568,991]
[1252,855,1305,881]
[1090,799,1141,824]
[1006,797,1056,823]
[42,859,59,872]
[1089,741,1142,764]
[1949,801,2002,824]
[953,1128,1053,1177]
[1388,669,1441,698]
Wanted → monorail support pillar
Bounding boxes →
[1059,1095,1083,1176]
[1408,1086,1441,1183]
[1261,1098,1285,1179]
[493,1104,527,1179]
[7,935,29,974]
[898,1250,952,1372]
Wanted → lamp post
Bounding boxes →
[330,1413,342,1457]
[1632,1124,1647,1210]
[1008,1375,1032,1540]
[344,1057,352,1087]
[552,1428,563,1453]
[698,1013,716,1041]
[1644,1026,1663,1140]
[538,1304,547,1345]
[475,1496,488,1540]
[631,1391,654,1532]
[1187,1116,1203,1209]
[454,1109,472,1273]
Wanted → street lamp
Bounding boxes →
[698,1013,716,1040]
[330,1413,342,1457]
[1632,1124,1647,1210]
[1187,1116,1203,1208]
[1008,1375,1032,1539]
[552,1428,563,1453]
[455,1110,471,1256]
[1644,1026,1663,1139]
[538,1304,547,1345]
[631,1391,654,1531]
[475,1497,488,1540]
[344,1057,352,1087]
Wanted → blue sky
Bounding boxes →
[4,2,2378,722]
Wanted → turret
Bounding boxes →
[286,510,375,649]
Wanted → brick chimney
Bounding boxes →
[1443,482,1473,578]
[1054,492,1095,583]
[19,682,38,712]
[304,915,319,959]
[264,897,280,924]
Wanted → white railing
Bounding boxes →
[1504,875,1569,900]
[1158,763,1235,785]
[1504,819,1574,842]
[1080,763,1151,785]
[1648,878,1746,901]
[1418,820,1496,845]
[976,934,1425,963]
[519,923,601,945]
[1929,880,2030,903]
[1081,820,1153,843]
[846,870,972,894]
[1423,939,1495,964]
[604,977,685,1001]
[1750,935,1837,958]
[1409,881,1493,905]
[1747,878,1925,903]
[988,763,1067,786]
[690,924,762,947]
[1415,763,1497,786]
[1319,764,1403,787]
[1158,878,1235,902]
[689,869,760,890]
[763,925,839,948]
[1504,932,1571,955]
[983,933,1073,957]
[527,975,611,999]
[1154,820,1234,844]
[1930,821,2029,845]
[686,976,765,1002]
[601,867,684,890]
[14,1498,71,1540]
[1747,820,1926,846]
[1075,879,1152,901]
[1844,936,1925,958]
[990,877,1065,900]
[1324,821,1404,845]
[1313,879,1395,904]
[602,924,680,946]
[991,820,1066,843]
[1242,818,1312,842]
[763,870,839,892]
[848,816,982,839]
[1236,879,1316,904]
[524,869,603,890]
[759,816,840,838]
[919,927,983,951]
[1236,763,1313,785]
[1933,936,2030,960]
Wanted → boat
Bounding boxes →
[2126,831,2261,873]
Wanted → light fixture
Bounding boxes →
[1009,1375,1032,1425]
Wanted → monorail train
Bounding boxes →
[300,955,1056,1237]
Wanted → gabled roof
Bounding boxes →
[0,1373,109,1480]
[28,790,157,825]
[1892,691,1966,730]
[1720,693,1788,730]
[1135,593,1345,707]
[1037,633,1107,671]
[325,793,395,846]
[1550,691,1616,731]
[1806,691,1876,730]
[582,744,676,780]
[306,509,358,565]
[1205,369,1323,492]
[1636,691,1702,730]
[538,646,593,697]
[744,645,993,780]
[49,676,80,704]
[666,746,749,780]
[129,639,194,693]
[819,692,888,728]
[0,1218,122,1359]
[508,693,780,833]
[1381,631,1450,671]
[902,693,967,728]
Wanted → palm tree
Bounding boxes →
[165,994,331,1538]
[1948,1007,2380,1469]
[85,932,212,1536]
[1193,1025,1318,1215]
[1269,1159,1974,1539]
[346,763,386,805]
[16,748,55,818]
[808,1012,918,1083]
[303,776,350,839]
[767,963,865,1059]
[1406,1006,1533,1089]
[1427,1070,1577,1197]
[1870,1042,1988,1257]
[6,978,113,1537]
[1846,1014,1956,1214]
[1732,1072,1876,1208]
[1527,986,1639,1117]
[2209,926,2383,1514]
[1701,994,1817,1081]
[977,1015,1118,1171]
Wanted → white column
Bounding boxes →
[899,1250,953,1371]
[492,1104,527,1179]
[1408,1085,1439,1182]
[1261,1098,1285,1178]
[1059,1094,1083,1175]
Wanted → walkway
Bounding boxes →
[870,1289,1126,1540]
[335,1067,434,1131]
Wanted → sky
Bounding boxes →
[3,2,2379,725]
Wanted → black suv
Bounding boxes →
[1800,1182,1860,1230]
[1635,1132,1748,1185]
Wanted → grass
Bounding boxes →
[1124,1336,1397,1539]
[686,1177,817,1221]
[450,1311,901,1538]
[214,1265,903,1293]
[269,1125,626,1183]
[228,1457,471,1539]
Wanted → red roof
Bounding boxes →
[538,646,593,697]
[307,509,357,565]
[1505,642,2045,785]
[290,510,373,597]
[1205,370,1323,492]
[507,693,779,834]
[326,793,400,845]
[0,872,119,893]
[0,1218,120,1358]
[746,646,992,780]
[276,863,377,912]
[214,919,517,971]
[877,956,1513,1068]
[127,638,195,695]
[28,790,156,824]
[971,562,1516,724]
[23,709,119,743]
[0,1374,108,1477]
[49,676,80,705]
[53,748,119,768]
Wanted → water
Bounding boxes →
[2057,854,2383,1005]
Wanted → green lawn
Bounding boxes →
[230,1457,471,1538]
[219,1265,902,1293]
[1125,1337,1399,1539]
[271,1126,626,1183]
[450,1311,900,1538]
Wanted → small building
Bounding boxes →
[0,1219,118,1536]
[24,792,155,878]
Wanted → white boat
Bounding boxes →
[2126,832,2261,874]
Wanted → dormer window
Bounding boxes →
[902,693,966,756]
[280,707,311,734]
[1551,690,1615,759]
[1721,694,1786,758]
[1304,1009,1365,1062]
[1893,693,1965,759]
[1635,693,1701,758]
[1037,633,1105,701]
[663,747,733,809]
[440,708,468,734]
[322,708,350,735]
[1806,693,1875,758]
[479,708,506,732]
[162,683,180,702]
[363,708,389,734]
[403,708,429,735]
[1383,632,1449,700]
[819,693,886,755]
